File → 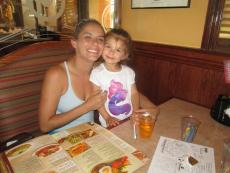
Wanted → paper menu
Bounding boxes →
[147,136,215,173]
[4,123,146,173]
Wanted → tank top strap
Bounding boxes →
[64,61,72,88]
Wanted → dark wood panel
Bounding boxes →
[154,59,176,104]
[131,41,230,108]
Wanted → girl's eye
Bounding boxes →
[116,49,124,53]
[105,45,111,48]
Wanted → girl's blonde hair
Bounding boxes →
[106,28,133,58]
[94,28,133,67]
[103,28,133,65]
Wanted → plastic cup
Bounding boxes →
[181,115,201,143]
[221,139,230,173]
[139,112,156,138]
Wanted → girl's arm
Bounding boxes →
[131,91,160,125]
[131,84,140,111]
[39,66,107,132]
[139,93,159,115]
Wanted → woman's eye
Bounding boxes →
[97,38,104,44]
[84,35,92,40]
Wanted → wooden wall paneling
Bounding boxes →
[132,41,230,108]
[132,52,156,103]
[154,59,175,104]
[131,51,176,105]
[203,69,230,107]
[173,63,211,107]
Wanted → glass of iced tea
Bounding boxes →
[139,112,156,138]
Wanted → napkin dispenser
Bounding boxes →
[210,95,230,127]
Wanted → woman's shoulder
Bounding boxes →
[42,62,68,94]
[45,62,66,80]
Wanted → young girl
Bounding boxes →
[90,28,139,127]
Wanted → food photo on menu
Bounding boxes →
[33,143,61,157]
[6,143,32,159]
[3,123,147,173]
[5,135,80,173]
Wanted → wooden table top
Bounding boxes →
[111,98,229,173]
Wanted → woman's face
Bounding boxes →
[71,23,105,63]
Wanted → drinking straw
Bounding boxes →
[186,126,196,142]
[184,127,190,141]
[133,122,137,139]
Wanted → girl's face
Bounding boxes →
[71,23,105,63]
[102,37,128,65]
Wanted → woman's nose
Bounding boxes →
[92,38,103,46]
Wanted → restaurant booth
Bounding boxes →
[0,0,230,173]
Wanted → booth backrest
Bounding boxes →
[0,41,74,142]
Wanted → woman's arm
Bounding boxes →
[39,66,107,132]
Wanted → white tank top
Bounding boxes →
[50,61,94,133]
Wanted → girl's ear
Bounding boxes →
[71,39,77,48]
[122,52,129,60]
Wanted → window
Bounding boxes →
[88,0,121,31]
[219,0,230,39]
[202,0,230,54]
[0,0,121,55]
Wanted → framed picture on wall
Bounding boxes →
[131,0,191,9]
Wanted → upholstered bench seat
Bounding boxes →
[0,41,73,142]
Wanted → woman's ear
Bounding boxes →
[70,39,77,48]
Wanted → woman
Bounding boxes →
[39,19,159,133]
[39,19,107,133]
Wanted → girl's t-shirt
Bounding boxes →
[90,63,135,127]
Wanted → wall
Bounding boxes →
[89,0,100,20]
[121,1,209,48]
[131,41,230,108]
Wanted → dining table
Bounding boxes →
[111,98,229,173]
[0,98,229,173]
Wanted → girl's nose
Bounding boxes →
[108,49,115,55]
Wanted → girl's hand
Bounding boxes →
[85,91,107,110]
[106,116,120,127]
[131,108,160,125]
[130,112,140,125]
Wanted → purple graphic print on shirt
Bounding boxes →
[108,80,131,116]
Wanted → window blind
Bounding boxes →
[219,0,230,39]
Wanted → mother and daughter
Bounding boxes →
[39,19,159,134]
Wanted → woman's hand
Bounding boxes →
[85,91,107,110]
